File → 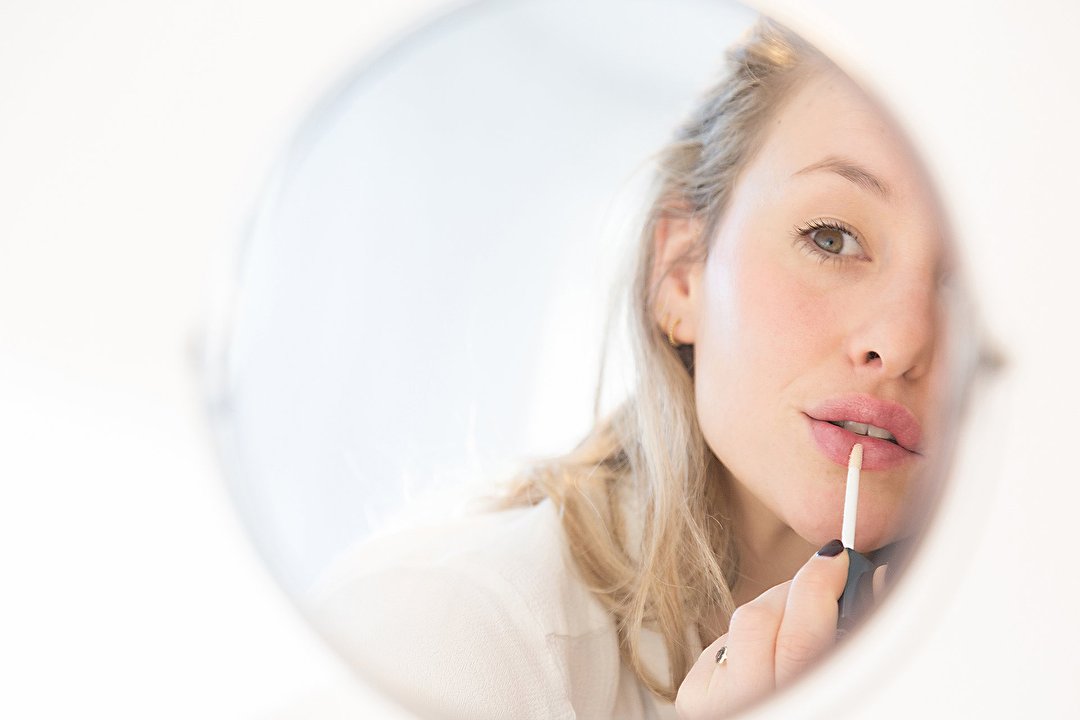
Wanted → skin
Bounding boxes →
[656,66,950,716]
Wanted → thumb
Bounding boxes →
[773,539,849,686]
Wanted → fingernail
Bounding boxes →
[816,539,844,557]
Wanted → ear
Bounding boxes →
[651,212,706,345]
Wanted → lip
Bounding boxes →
[804,393,924,471]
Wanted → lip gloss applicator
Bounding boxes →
[837,443,876,634]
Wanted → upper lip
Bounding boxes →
[805,393,924,454]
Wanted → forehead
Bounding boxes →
[755,68,930,205]
[727,66,949,268]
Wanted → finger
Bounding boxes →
[675,632,730,719]
[726,580,790,705]
[873,563,888,598]
[773,540,849,687]
[702,632,731,696]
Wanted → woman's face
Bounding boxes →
[672,68,949,552]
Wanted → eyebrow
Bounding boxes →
[793,156,891,199]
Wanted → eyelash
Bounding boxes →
[790,218,868,267]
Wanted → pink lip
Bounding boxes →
[804,394,924,471]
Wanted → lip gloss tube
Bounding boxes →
[838,443,876,634]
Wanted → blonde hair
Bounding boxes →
[490,19,824,702]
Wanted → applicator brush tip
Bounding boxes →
[848,443,863,469]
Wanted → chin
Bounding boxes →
[787,499,905,554]
[791,461,914,550]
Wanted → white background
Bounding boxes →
[0,1,446,717]
[3,1,1079,719]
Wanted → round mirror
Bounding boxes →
[203,0,989,717]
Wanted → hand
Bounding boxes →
[676,540,870,719]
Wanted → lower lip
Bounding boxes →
[806,416,918,470]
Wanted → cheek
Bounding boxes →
[693,247,855,530]
[693,251,815,458]
[759,240,860,346]
[746,269,827,367]
[701,250,835,390]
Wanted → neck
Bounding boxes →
[728,479,815,608]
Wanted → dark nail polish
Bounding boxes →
[817,539,844,557]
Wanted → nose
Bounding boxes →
[846,271,938,382]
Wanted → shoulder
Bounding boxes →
[306,500,620,720]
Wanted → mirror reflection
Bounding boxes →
[207,2,974,718]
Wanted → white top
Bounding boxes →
[308,494,688,720]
